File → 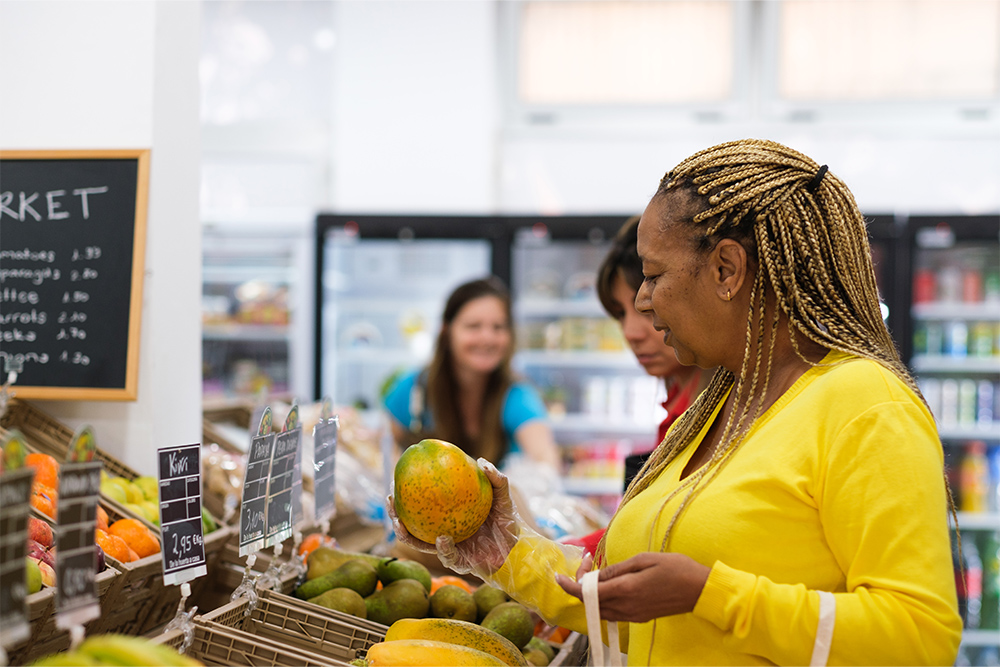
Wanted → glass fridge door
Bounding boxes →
[509,217,653,511]
[318,228,492,411]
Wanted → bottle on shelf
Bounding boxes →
[981,530,999,631]
[965,534,983,630]
[990,445,1000,514]
[960,441,990,513]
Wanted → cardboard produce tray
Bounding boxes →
[155,617,349,667]
[201,591,385,662]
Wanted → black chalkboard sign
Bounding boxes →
[157,444,206,586]
[0,150,149,400]
[239,432,274,557]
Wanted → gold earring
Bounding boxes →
[726,289,732,301]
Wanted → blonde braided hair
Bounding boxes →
[595,139,942,571]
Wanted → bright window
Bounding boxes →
[778,0,1000,101]
[516,1,735,105]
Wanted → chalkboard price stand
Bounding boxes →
[0,149,150,400]
[157,444,207,586]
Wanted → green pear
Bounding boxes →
[364,579,429,626]
[376,557,432,592]
[25,557,42,594]
[482,601,534,649]
[309,587,367,618]
[473,584,511,622]
[296,559,379,599]
[429,584,477,622]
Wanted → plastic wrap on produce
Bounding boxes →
[502,455,608,541]
[335,448,387,525]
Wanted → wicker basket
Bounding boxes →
[154,617,348,667]
[201,591,385,662]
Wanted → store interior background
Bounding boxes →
[1,0,999,477]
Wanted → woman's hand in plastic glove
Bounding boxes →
[554,551,710,623]
[386,458,521,576]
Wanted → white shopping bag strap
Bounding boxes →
[581,570,622,667]
[810,591,836,666]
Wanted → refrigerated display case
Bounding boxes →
[314,215,503,410]
[904,215,1000,655]
[202,226,313,402]
[506,215,657,509]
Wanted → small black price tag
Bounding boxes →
[239,432,275,557]
[264,430,299,548]
[312,417,339,524]
[0,466,35,647]
[157,444,206,586]
[54,461,101,630]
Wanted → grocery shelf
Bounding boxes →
[203,324,291,341]
[203,265,294,284]
[562,477,625,496]
[959,629,1000,648]
[952,512,1000,531]
[910,355,1000,373]
[938,425,1000,442]
[516,350,640,368]
[515,298,607,318]
[334,348,424,364]
[551,413,660,436]
[911,302,1000,321]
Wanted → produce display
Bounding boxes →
[292,542,563,666]
[2,403,586,667]
[28,633,203,666]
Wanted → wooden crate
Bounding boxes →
[201,591,384,662]
[154,618,348,667]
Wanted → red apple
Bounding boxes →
[27,540,55,570]
[36,559,56,588]
[29,517,54,548]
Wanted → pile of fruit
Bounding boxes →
[100,471,160,526]
[293,545,561,666]
[28,633,203,666]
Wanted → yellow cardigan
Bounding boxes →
[494,351,962,665]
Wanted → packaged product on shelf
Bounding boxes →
[981,530,999,631]
[960,441,990,513]
[964,535,983,629]
[978,381,996,426]
[959,380,978,427]
[941,379,960,426]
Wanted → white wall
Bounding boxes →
[0,0,202,476]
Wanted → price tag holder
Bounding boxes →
[264,421,299,549]
[312,397,339,524]
[55,426,101,630]
[157,444,206,586]
[284,404,304,531]
[0,431,35,648]
[238,407,275,557]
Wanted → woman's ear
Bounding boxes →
[710,239,748,302]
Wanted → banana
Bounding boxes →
[365,639,508,666]
[75,633,202,666]
[386,618,528,666]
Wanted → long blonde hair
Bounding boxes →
[596,138,936,565]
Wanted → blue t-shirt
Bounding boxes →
[382,369,548,457]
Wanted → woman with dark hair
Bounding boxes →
[390,140,961,665]
[596,215,714,486]
[382,277,560,470]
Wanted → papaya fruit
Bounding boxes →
[393,439,492,544]
[385,618,528,666]
[364,639,507,666]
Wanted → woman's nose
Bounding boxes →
[635,281,652,314]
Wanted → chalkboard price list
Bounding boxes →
[0,153,147,398]
[313,418,339,524]
[156,444,206,586]
[264,431,298,548]
[0,467,35,648]
[54,461,101,630]
[239,433,275,557]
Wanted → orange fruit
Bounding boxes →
[96,505,109,533]
[393,439,492,544]
[26,453,59,490]
[431,575,475,595]
[96,529,133,563]
[108,518,160,558]
[298,532,335,563]
[31,490,56,520]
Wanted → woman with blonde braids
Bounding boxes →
[388,139,962,665]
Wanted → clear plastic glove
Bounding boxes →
[386,458,523,579]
